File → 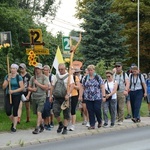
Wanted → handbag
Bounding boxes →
[105,81,112,101]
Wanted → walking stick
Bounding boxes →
[61,33,81,110]
[7,55,12,104]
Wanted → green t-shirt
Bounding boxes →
[4,74,23,95]
[29,74,49,99]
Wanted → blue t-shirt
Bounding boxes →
[4,75,23,95]
[146,79,150,94]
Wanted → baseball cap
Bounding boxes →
[115,62,122,66]
[19,63,26,69]
[35,63,43,69]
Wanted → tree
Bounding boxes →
[79,0,128,67]
[0,2,62,81]
[112,0,150,72]
[0,0,60,18]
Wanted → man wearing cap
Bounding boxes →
[17,63,31,124]
[28,63,49,134]
[50,63,74,135]
[113,62,129,125]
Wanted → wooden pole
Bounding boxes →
[7,55,12,104]
[66,33,82,102]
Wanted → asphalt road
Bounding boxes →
[15,126,150,150]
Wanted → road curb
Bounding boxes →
[1,121,150,150]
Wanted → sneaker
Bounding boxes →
[103,123,109,128]
[11,127,16,132]
[44,124,51,131]
[39,124,44,133]
[110,123,115,127]
[118,121,123,125]
[32,127,40,134]
[125,114,131,119]
[86,122,90,127]
[11,123,13,131]
[50,122,54,128]
[82,121,87,125]
[57,124,64,133]
[69,125,75,131]
[62,128,67,134]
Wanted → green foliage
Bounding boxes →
[79,0,128,67]
[95,60,106,78]
[112,0,150,72]
[0,0,60,17]
[95,59,115,78]
[0,1,63,82]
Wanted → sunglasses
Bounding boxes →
[115,66,121,68]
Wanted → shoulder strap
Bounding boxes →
[138,73,143,88]
[56,74,69,80]
[129,73,133,89]
[123,72,125,83]
[95,74,101,86]
[16,74,20,86]
[83,75,88,85]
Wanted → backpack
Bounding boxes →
[52,74,69,98]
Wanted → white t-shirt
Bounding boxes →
[52,73,74,88]
[105,80,117,99]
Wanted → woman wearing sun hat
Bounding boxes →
[2,64,24,132]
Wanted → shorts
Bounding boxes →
[125,94,130,103]
[42,97,51,118]
[32,97,45,114]
[53,98,70,120]
[147,94,150,104]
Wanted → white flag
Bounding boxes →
[52,46,64,73]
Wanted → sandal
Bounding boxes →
[131,118,137,123]
[98,123,102,128]
[136,118,141,122]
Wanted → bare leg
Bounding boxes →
[17,101,23,123]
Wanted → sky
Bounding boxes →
[42,0,82,36]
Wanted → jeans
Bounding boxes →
[85,100,102,127]
[102,99,117,124]
[130,89,143,119]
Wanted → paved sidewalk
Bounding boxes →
[0,117,150,150]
